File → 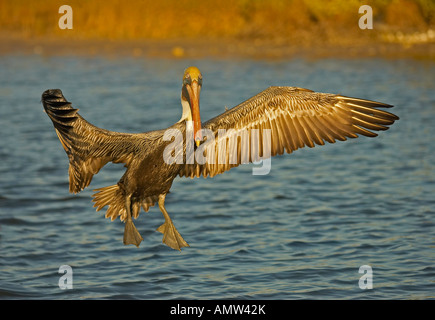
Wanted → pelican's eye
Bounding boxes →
[197,77,203,86]
[183,75,191,86]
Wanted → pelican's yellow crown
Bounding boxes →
[184,66,202,81]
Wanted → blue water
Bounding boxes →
[0,54,434,299]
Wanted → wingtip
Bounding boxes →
[41,89,66,104]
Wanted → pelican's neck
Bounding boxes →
[178,97,195,139]
[178,96,192,123]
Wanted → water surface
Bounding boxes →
[0,55,434,299]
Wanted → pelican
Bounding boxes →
[41,66,399,250]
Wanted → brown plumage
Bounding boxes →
[41,66,399,250]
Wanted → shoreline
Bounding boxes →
[1,34,434,60]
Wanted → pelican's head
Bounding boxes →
[180,66,202,147]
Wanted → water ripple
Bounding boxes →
[0,56,434,300]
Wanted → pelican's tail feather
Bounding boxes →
[92,185,127,221]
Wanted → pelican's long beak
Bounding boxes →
[182,66,203,147]
[186,80,202,147]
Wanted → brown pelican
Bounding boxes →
[41,66,399,250]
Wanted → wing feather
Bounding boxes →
[179,86,398,178]
[42,89,145,193]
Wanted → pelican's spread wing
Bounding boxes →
[42,89,143,193]
[179,86,399,178]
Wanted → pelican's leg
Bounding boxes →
[157,194,189,251]
[123,194,143,247]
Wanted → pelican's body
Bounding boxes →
[42,66,399,250]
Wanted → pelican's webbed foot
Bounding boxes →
[157,194,189,251]
[157,221,189,251]
[124,219,144,247]
[123,195,143,247]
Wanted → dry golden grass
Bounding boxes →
[0,0,433,41]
